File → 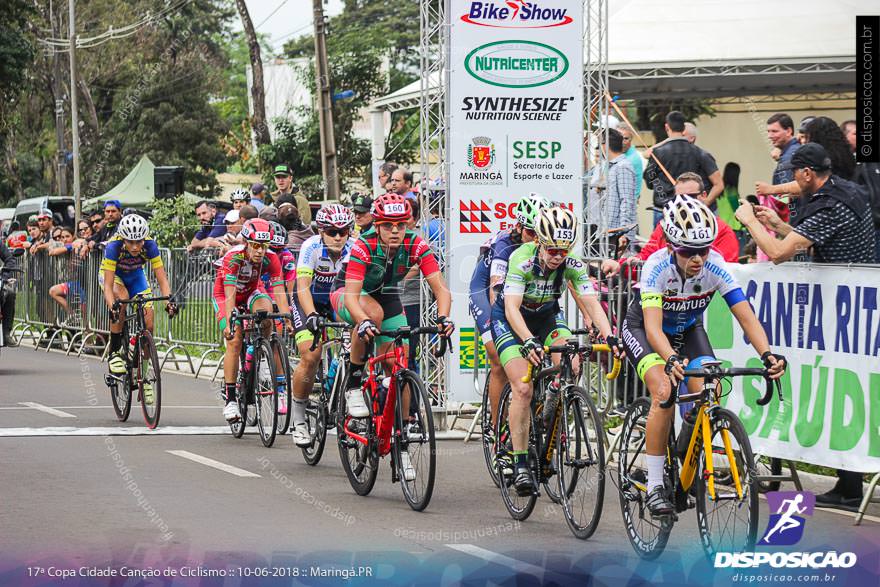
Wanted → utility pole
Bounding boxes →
[312,0,339,200]
[68,0,81,224]
[50,1,67,198]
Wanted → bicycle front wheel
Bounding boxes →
[109,372,132,422]
[695,408,759,560]
[557,385,605,540]
[394,370,436,511]
[496,384,538,521]
[336,384,378,496]
[272,337,292,435]
[617,397,672,559]
[253,339,279,447]
[137,331,162,429]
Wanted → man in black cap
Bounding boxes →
[271,164,311,224]
[351,193,373,235]
[736,143,875,265]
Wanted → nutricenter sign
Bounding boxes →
[464,41,568,88]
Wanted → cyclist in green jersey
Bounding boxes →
[491,206,622,495]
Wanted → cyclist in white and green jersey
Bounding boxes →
[491,206,622,495]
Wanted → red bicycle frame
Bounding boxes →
[342,342,408,456]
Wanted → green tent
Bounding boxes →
[83,155,196,209]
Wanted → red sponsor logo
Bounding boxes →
[461,1,573,29]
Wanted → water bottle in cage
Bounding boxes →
[543,377,562,427]
[243,344,254,373]
[325,357,339,395]
[376,375,391,412]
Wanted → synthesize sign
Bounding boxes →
[460,1,574,28]
[464,41,568,88]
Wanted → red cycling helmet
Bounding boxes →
[372,193,412,223]
[240,218,273,244]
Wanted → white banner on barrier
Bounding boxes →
[705,262,880,473]
[448,0,584,403]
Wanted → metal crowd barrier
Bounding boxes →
[12,247,224,378]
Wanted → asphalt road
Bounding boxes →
[1,348,877,584]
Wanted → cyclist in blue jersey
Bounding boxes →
[468,192,548,450]
[620,195,787,516]
[100,215,177,401]
[290,204,356,446]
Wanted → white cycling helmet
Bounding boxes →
[535,206,577,249]
[230,188,250,202]
[316,203,355,230]
[117,214,150,240]
[661,195,717,247]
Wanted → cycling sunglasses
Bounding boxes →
[323,228,350,238]
[545,248,569,258]
[377,221,407,232]
[673,245,711,258]
[247,241,270,251]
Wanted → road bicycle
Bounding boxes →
[616,360,783,560]
[495,329,621,540]
[227,309,290,447]
[105,295,173,429]
[298,318,352,466]
[336,326,449,511]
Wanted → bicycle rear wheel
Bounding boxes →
[496,385,538,521]
[617,397,672,559]
[480,375,501,488]
[337,384,378,495]
[253,339,279,447]
[272,336,292,435]
[394,370,436,511]
[557,385,605,540]
[136,331,162,429]
[695,408,759,560]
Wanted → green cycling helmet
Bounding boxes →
[514,192,551,230]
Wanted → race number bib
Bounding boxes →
[386,203,406,215]
[553,228,574,241]
[253,231,271,241]
[686,228,712,241]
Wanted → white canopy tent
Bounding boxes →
[369,0,863,166]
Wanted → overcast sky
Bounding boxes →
[237,0,344,56]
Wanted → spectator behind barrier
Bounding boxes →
[188,200,227,252]
[378,161,398,191]
[84,200,122,257]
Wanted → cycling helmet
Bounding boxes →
[535,206,577,248]
[371,193,412,223]
[117,214,150,240]
[661,195,717,247]
[315,203,355,230]
[230,188,250,202]
[515,192,550,229]
[240,218,273,244]
[269,221,287,249]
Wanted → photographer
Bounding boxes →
[0,239,20,346]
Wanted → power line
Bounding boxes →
[255,0,290,30]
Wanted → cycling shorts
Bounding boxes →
[290,293,335,346]
[212,288,272,331]
[490,304,571,367]
[99,270,153,308]
[330,288,407,346]
[620,305,714,382]
[468,257,493,343]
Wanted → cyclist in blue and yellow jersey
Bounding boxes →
[468,193,548,453]
[100,215,177,403]
[290,204,356,447]
[620,195,787,517]
[492,206,621,496]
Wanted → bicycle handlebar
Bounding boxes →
[659,365,782,409]
[115,295,172,305]
[309,318,352,351]
[376,325,450,358]
[229,308,291,326]
[521,342,622,383]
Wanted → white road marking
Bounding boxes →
[445,544,546,576]
[166,450,260,478]
[0,426,246,436]
[18,402,76,419]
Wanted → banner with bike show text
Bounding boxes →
[705,262,880,473]
[448,0,584,403]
